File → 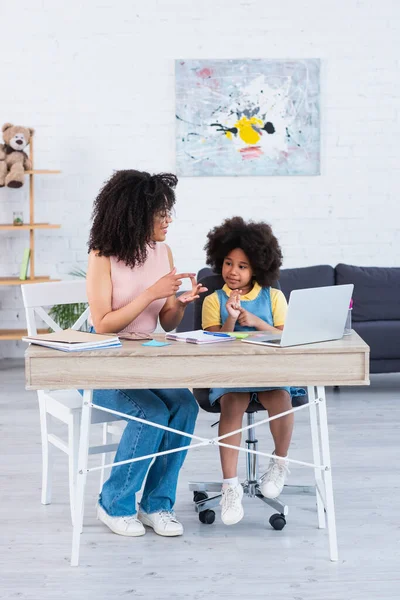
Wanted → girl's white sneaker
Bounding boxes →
[259,456,290,499]
[220,483,244,525]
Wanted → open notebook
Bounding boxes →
[165,330,235,345]
[22,329,121,352]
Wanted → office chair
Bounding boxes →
[188,274,307,530]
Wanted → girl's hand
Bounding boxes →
[148,268,196,300]
[237,308,258,328]
[226,290,242,319]
[177,276,208,305]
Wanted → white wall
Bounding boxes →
[1,0,399,357]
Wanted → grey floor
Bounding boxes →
[1,360,399,600]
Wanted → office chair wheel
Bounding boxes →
[193,491,208,503]
[269,513,286,530]
[199,509,215,525]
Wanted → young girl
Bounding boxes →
[202,216,293,526]
[87,170,204,538]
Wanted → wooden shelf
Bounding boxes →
[0,328,49,341]
[0,276,59,286]
[25,170,61,175]
[0,223,61,230]
[0,138,62,340]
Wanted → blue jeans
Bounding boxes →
[93,388,199,517]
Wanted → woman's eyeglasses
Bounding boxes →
[155,210,173,223]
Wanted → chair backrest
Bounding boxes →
[194,274,225,330]
[21,280,89,335]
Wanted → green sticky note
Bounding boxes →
[142,340,171,347]
[227,332,249,339]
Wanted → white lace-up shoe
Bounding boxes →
[138,510,184,536]
[220,483,244,525]
[259,455,290,499]
[97,503,146,536]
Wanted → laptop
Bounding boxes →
[242,284,354,348]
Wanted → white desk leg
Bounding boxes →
[71,390,92,567]
[317,386,338,562]
[308,385,326,529]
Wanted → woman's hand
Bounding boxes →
[176,277,208,305]
[226,290,242,319]
[148,268,195,300]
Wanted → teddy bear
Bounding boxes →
[0,123,34,188]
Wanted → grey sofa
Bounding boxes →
[178,264,400,374]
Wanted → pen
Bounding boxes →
[203,331,231,337]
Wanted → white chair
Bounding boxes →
[21,280,122,524]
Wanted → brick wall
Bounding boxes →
[0,0,399,357]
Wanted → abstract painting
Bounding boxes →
[175,59,320,176]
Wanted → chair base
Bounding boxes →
[189,481,316,531]
[189,480,288,515]
[189,412,316,526]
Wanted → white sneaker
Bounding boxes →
[259,455,290,499]
[138,510,184,537]
[220,483,244,525]
[97,503,145,537]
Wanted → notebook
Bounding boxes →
[22,329,121,352]
[165,330,236,345]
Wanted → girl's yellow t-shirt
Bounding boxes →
[202,282,288,329]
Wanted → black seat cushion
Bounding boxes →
[194,386,262,414]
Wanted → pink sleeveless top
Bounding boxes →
[110,243,170,334]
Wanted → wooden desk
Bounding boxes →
[25,332,369,390]
[25,332,370,566]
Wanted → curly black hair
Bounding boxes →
[88,170,177,268]
[204,216,283,287]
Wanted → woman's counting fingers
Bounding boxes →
[193,282,208,295]
[150,269,198,300]
[170,271,196,293]
[168,269,196,283]
[175,276,208,305]
[175,272,196,281]
[189,276,207,295]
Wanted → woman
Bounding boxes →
[86,170,204,538]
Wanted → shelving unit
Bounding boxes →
[0,136,61,340]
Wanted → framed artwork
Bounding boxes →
[175,59,320,176]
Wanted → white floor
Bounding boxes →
[1,360,399,600]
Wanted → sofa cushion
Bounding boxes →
[197,267,214,281]
[335,264,400,321]
[353,321,400,360]
[369,359,400,374]
[278,265,335,301]
[175,292,195,332]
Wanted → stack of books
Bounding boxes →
[22,329,121,352]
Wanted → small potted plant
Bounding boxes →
[49,267,88,330]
